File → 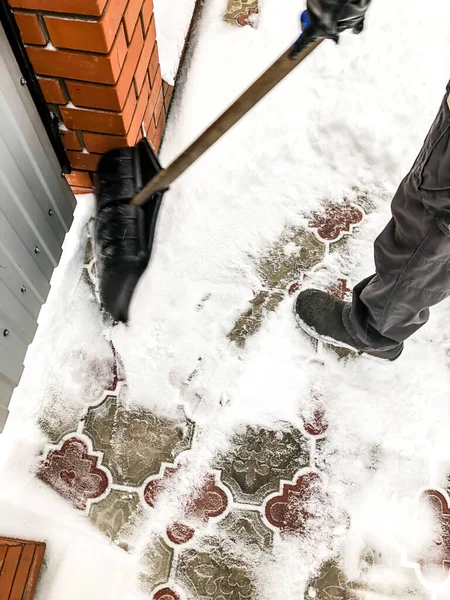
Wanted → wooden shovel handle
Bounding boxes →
[130,36,324,207]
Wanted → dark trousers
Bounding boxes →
[343,83,450,350]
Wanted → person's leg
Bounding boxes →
[296,83,450,359]
[343,178,450,349]
[344,86,450,350]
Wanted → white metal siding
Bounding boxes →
[0,23,75,430]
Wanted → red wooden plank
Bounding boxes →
[0,538,46,600]
[0,545,22,600]
[10,544,35,600]
[0,546,8,571]
[0,539,28,545]
[22,543,46,600]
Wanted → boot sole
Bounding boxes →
[293,307,403,363]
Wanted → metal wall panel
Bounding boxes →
[0,23,75,430]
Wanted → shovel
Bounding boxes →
[94,27,325,323]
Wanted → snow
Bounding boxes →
[3,0,450,597]
[117,0,450,439]
[0,200,141,599]
[115,0,450,592]
[0,488,134,600]
[153,0,197,85]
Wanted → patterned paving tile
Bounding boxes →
[324,195,368,260]
[144,466,229,545]
[315,435,382,478]
[177,542,255,600]
[216,425,310,505]
[265,471,326,536]
[223,0,258,27]
[415,489,450,585]
[38,341,120,445]
[39,405,85,447]
[307,559,361,600]
[227,289,285,347]
[218,509,273,551]
[302,406,329,437]
[30,194,450,600]
[153,589,180,600]
[89,488,140,542]
[83,394,195,487]
[308,550,430,599]
[228,228,326,347]
[326,278,352,301]
[257,228,326,288]
[349,189,376,214]
[140,537,174,594]
[328,234,354,256]
[308,201,363,242]
[38,436,110,511]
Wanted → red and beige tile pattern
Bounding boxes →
[35,197,450,599]
[223,0,259,27]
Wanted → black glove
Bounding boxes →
[306,0,372,41]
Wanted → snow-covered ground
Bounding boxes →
[121,0,450,473]
[2,0,450,597]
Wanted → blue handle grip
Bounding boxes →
[288,9,322,59]
[300,9,311,31]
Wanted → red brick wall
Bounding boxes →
[9,0,174,194]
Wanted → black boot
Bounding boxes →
[294,289,403,361]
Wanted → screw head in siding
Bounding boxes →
[34,246,40,254]
[21,285,27,293]
[3,329,10,337]
[48,209,54,216]
[20,77,26,86]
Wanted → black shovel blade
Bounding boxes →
[94,138,165,323]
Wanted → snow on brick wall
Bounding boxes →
[153,0,197,85]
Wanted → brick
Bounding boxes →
[164,92,173,113]
[146,113,156,142]
[66,151,101,171]
[123,0,144,43]
[163,83,173,112]
[27,25,127,83]
[60,129,82,150]
[125,76,150,143]
[83,132,129,153]
[65,20,143,111]
[60,83,136,134]
[148,43,159,86]
[151,105,165,151]
[13,12,46,45]
[83,78,150,152]
[153,88,163,125]
[9,0,107,16]
[141,0,153,33]
[44,0,127,53]
[134,16,156,94]
[143,68,161,133]
[71,186,94,195]
[66,170,92,187]
[38,77,67,103]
